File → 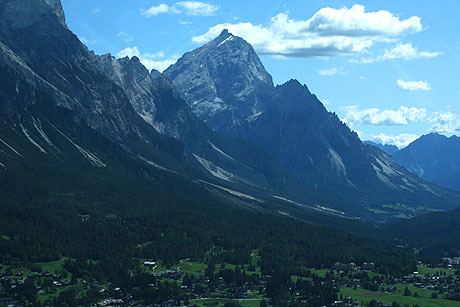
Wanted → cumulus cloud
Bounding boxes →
[117,31,133,42]
[192,4,423,58]
[369,133,420,148]
[429,112,460,133]
[141,1,218,17]
[397,79,432,91]
[116,47,179,72]
[354,42,442,64]
[141,4,169,16]
[343,105,427,126]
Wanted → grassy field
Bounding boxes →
[36,257,68,274]
[417,265,456,276]
[341,287,458,307]
[190,298,263,306]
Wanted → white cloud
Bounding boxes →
[176,1,218,16]
[179,20,193,25]
[354,42,442,64]
[397,79,432,91]
[141,2,218,17]
[369,133,420,148]
[117,31,133,42]
[343,105,427,126]
[116,47,179,72]
[90,8,101,14]
[141,4,169,17]
[429,112,460,133]
[318,67,343,76]
[192,5,423,58]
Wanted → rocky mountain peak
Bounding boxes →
[164,29,274,134]
[0,0,67,31]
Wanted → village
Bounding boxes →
[1,257,460,306]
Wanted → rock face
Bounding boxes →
[164,30,274,135]
[166,30,460,217]
[393,133,460,191]
[0,0,67,30]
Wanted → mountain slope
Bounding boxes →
[0,0,385,228]
[392,133,460,191]
[165,30,460,220]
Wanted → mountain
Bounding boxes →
[164,29,274,136]
[364,141,399,155]
[0,0,382,229]
[165,30,460,220]
[392,133,460,191]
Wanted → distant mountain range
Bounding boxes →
[392,133,460,191]
[364,141,399,155]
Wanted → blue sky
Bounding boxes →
[61,0,460,147]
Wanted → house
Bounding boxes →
[362,262,375,271]
[143,261,156,267]
[0,297,13,306]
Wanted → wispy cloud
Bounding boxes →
[117,47,179,72]
[193,5,423,58]
[397,79,432,91]
[117,31,133,43]
[317,67,344,76]
[141,1,218,17]
[352,42,442,64]
[343,105,427,126]
[90,8,101,14]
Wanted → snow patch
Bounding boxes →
[138,112,166,134]
[0,161,4,168]
[138,156,178,174]
[32,118,54,147]
[209,142,236,162]
[199,180,261,202]
[20,124,47,154]
[271,195,304,207]
[193,154,235,182]
[0,137,23,157]
[328,148,346,176]
[49,123,106,168]
[374,156,401,177]
[247,111,263,123]
[372,163,398,189]
[271,194,349,218]
[217,35,233,47]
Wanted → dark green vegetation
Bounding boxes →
[0,145,417,305]
[385,207,460,257]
